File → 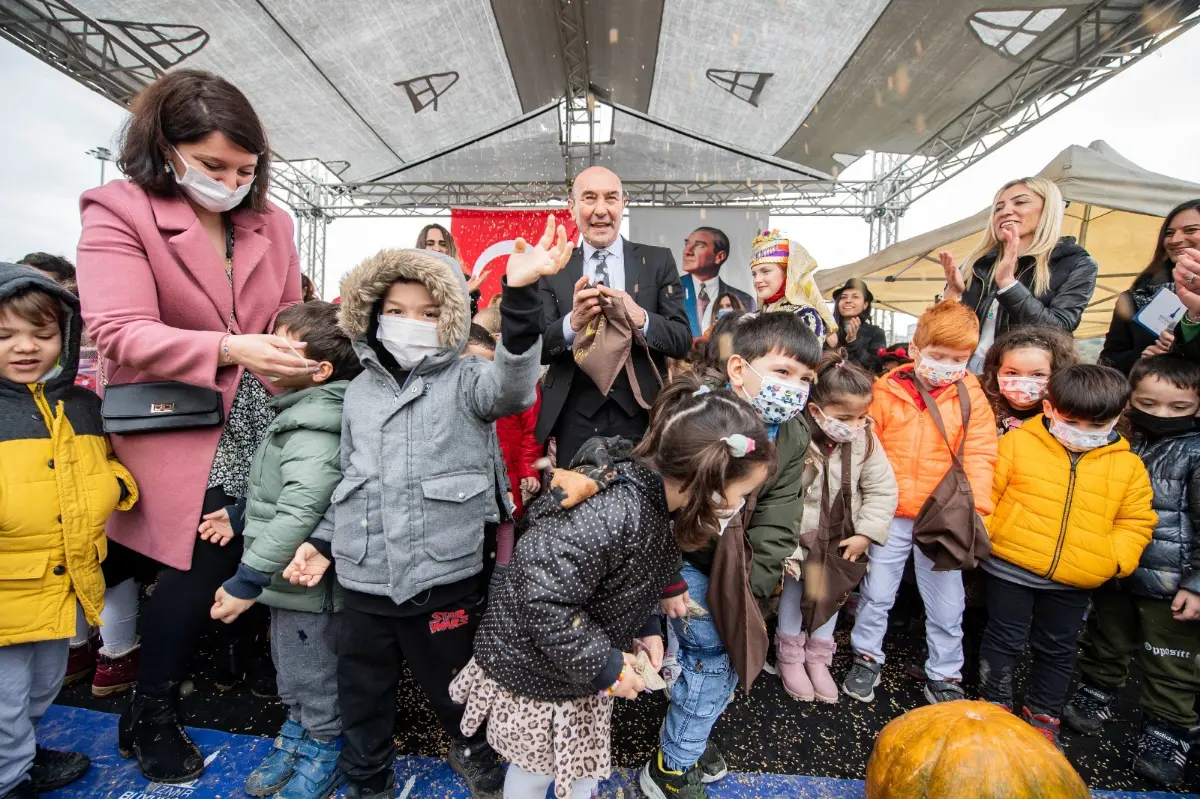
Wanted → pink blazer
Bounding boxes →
[77,180,302,570]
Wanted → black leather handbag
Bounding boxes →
[101,381,224,434]
[101,215,233,436]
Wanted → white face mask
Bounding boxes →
[812,405,863,444]
[997,375,1048,407]
[913,348,967,388]
[376,315,442,369]
[1048,413,1115,453]
[169,146,254,213]
[712,493,746,536]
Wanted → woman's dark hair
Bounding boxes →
[1047,364,1130,422]
[1129,354,1200,397]
[832,278,874,327]
[300,274,316,303]
[274,301,361,382]
[981,325,1078,419]
[416,224,459,260]
[714,291,745,314]
[119,70,270,212]
[634,372,774,551]
[1133,198,1200,287]
[688,310,750,372]
[18,253,76,285]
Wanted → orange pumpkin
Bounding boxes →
[865,700,1090,798]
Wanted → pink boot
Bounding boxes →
[775,631,814,701]
[805,637,839,703]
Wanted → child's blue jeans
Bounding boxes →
[659,563,739,772]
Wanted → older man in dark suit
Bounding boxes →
[536,166,693,465]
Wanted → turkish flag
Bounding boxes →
[451,209,579,308]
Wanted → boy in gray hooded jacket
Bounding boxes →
[285,219,572,799]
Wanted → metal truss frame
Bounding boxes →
[3,0,1196,275]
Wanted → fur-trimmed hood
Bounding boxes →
[337,248,470,353]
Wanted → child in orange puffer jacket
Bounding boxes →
[843,300,998,706]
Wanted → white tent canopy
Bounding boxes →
[816,141,1200,338]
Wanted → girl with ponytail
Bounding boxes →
[775,350,898,704]
[450,374,771,799]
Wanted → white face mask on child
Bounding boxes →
[376,315,441,369]
[913,348,967,388]
[712,493,746,536]
[1047,413,1114,453]
[998,375,1048,407]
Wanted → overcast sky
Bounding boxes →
[2,26,1198,300]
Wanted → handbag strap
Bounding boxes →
[914,380,971,462]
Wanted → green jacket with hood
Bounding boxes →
[222,381,349,612]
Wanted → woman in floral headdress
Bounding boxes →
[750,230,837,345]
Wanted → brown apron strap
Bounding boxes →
[624,302,663,409]
[913,380,970,463]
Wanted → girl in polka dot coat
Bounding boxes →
[451,382,775,798]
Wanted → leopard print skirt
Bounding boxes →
[450,657,613,798]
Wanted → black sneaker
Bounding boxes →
[1133,721,1190,787]
[29,746,90,792]
[1021,706,1063,751]
[842,654,883,703]
[923,678,965,704]
[696,740,728,783]
[447,737,504,799]
[1,780,37,799]
[639,749,708,799]
[347,772,395,799]
[1062,682,1115,736]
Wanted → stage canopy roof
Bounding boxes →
[7,0,1196,204]
[815,141,1200,339]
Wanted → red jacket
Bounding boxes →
[497,385,543,517]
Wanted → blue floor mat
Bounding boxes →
[37,705,1198,799]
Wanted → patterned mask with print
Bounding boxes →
[998,375,1048,407]
[740,362,809,425]
[1048,414,1114,452]
[914,348,967,388]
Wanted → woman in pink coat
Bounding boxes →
[76,70,314,783]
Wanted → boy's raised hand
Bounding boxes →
[283,542,331,587]
[505,215,573,288]
[210,586,255,624]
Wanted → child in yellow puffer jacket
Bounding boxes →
[978,363,1155,749]
[0,264,137,798]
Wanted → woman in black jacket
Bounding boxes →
[1100,199,1200,374]
[450,380,772,799]
[940,177,1098,373]
[832,278,887,372]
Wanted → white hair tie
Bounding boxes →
[721,434,755,458]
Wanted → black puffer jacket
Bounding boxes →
[1122,430,1200,599]
[473,439,677,701]
[960,237,1098,336]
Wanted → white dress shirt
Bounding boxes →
[691,273,722,331]
[563,236,650,344]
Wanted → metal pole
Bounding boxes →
[86,146,112,186]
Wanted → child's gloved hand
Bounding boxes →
[838,534,872,562]
[519,476,541,503]
[210,586,255,624]
[283,543,331,587]
[198,509,234,547]
[1172,588,1200,621]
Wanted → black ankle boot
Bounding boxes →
[29,746,90,791]
[118,683,205,783]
